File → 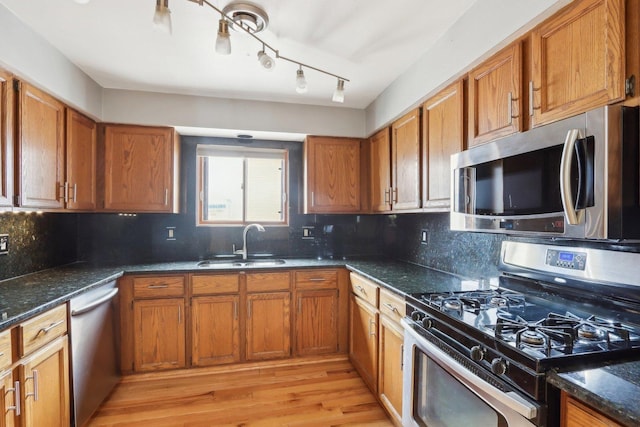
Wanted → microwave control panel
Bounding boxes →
[546,249,587,270]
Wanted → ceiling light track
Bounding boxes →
[180,0,349,102]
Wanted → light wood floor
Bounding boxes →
[88,355,394,426]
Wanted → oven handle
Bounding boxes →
[560,129,585,225]
[402,319,538,420]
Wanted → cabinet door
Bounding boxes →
[305,136,361,213]
[103,125,177,212]
[133,298,186,371]
[192,295,240,366]
[531,0,624,127]
[561,392,622,427]
[19,336,69,427]
[246,292,290,361]
[468,42,522,146]
[349,295,378,393]
[65,109,96,210]
[17,82,65,209]
[378,316,404,426]
[295,289,339,356]
[391,109,421,210]
[369,128,391,212]
[422,80,465,208]
[0,371,16,427]
[0,70,13,208]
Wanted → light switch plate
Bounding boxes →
[302,226,315,240]
[0,234,8,254]
[420,229,429,245]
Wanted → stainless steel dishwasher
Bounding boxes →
[69,281,120,427]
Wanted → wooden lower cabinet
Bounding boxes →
[17,335,69,427]
[246,292,291,361]
[561,392,622,427]
[133,298,186,371]
[191,295,240,366]
[295,289,339,355]
[0,370,16,427]
[378,315,404,426]
[349,294,378,393]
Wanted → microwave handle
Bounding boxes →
[560,129,585,225]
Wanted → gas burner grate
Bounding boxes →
[493,314,575,356]
[544,312,635,349]
[425,288,526,314]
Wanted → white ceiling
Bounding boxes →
[0,0,478,109]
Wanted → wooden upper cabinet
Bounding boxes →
[0,70,13,208]
[16,82,65,209]
[391,109,421,210]
[422,80,465,208]
[369,128,392,212]
[468,41,522,146]
[65,109,96,210]
[304,136,361,213]
[530,0,625,127]
[103,124,179,212]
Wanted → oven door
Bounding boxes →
[402,319,539,427]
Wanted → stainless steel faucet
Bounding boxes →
[234,223,265,260]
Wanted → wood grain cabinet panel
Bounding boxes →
[304,136,361,213]
[295,289,339,356]
[349,293,378,393]
[16,82,65,209]
[0,371,16,427]
[246,292,291,361]
[378,315,404,426]
[561,392,622,426]
[468,42,522,146]
[103,124,179,212]
[531,0,625,127]
[369,128,392,212]
[0,70,13,208]
[391,109,421,210]
[17,336,69,427]
[192,295,240,366]
[65,109,97,210]
[422,80,465,208]
[133,298,186,371]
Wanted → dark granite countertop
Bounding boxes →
[548,362,640,426]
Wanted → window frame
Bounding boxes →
[196,145,289,227]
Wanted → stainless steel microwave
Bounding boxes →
[451,103,640,240]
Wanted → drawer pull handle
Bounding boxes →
[355,285,367,295]
[308,278,326,282]
[26,369,39,401]
[368,319,376,337]
[148,284,169,289]
[0,351,3,357]
[7,380,20,415]
[383,303,399,313]
[37,319,64,336]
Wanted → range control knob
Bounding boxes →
[422,317,434,329]
[410,310,425,322]
[470,345,485,362]
[491,358,508,375]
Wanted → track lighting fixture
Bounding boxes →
[215,18,231,55]
[257,48,275,70]
[332,79,345,103]
[178,0,350,102]
[295,67,308,94]
[153,0,172,34]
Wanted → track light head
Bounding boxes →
[215,19,231,55]
[295,68,308,94]
[332,79,345,103]
[257,50,275,70]
[153,0,172,34]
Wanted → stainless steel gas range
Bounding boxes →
[402,241,640,427]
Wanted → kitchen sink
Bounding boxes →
[197,259,286,269]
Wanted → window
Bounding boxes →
[197,145,288,225]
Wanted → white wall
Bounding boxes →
[364,0,572,135]
[101,89,366,138]
[0,4,103,118]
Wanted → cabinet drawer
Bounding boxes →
[246,272,291,292]
[133,276,185,298]
[192,274,239,295]
[19,304,67,357]
[350,273,379,307]
[0,328,10,370]
[295,269,338,289]
[379,288,404,324]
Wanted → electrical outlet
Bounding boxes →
[420,229,429,245]
[166,227,176,241]
[0,234,8,254]
[302,226,315,240]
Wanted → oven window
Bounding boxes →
[414,351,508,427]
